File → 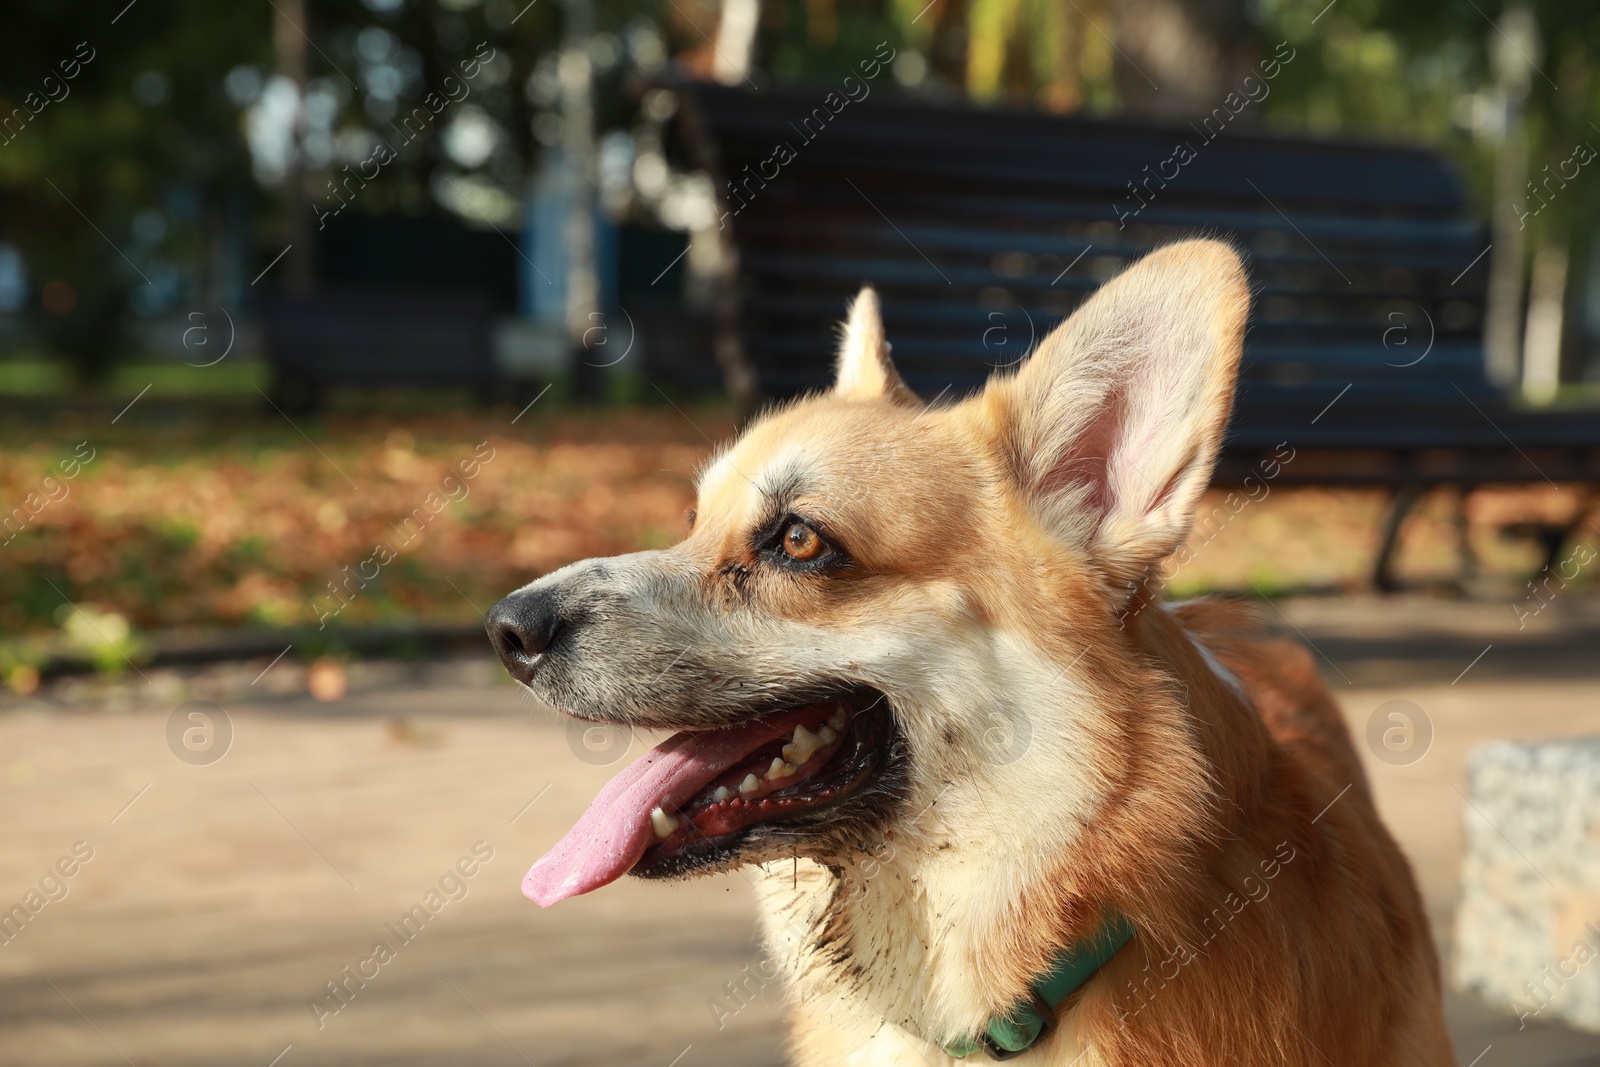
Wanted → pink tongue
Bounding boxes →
[523,705,827,907]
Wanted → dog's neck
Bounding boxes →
[749,602,1271,1055]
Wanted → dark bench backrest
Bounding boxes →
[260,290,494,387]
[677,83,1492,451]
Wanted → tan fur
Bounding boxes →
[515,240,1452,1064]
[832,286,915,406]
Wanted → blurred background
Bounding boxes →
[3,1,1600,1065]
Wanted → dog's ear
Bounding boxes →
[991,239,1249,594]
[834,287,915,404]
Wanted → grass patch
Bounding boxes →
[0,358,273,397]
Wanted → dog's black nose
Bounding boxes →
[485,590,564,683]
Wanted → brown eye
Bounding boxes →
[782,521,825,561]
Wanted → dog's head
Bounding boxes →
[492,239,1249,912]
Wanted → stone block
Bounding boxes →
[1453,738,1600,1032]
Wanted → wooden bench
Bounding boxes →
[259,289,496,413]
[674,83,1600,586]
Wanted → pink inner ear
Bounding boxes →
[1039,386,1125,521]
[1036,364,1196,540]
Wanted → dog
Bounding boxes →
[486,239,1453,1065]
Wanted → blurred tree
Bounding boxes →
[2,0,1597,387]
[884,0,1245,114]
[0,0,649,380]
[0,0,269,382]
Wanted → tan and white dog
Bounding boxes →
[487,239,1454,1065]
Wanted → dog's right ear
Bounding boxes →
[988,239,1250,597]
[834,287,916,404]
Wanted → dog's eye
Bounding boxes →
[781,521,826,562]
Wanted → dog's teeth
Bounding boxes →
[712,786,733,803]
[818,725,838,744]
[829,704,848,730]
[767,757,798,780]
[739,773,761,794]
[650,806,679,839]
[782,724,823,764]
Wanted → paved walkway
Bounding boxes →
[2,598,1598,1065]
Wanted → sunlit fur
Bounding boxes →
[513,240,1452,1064]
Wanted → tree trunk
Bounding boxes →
[273,0,313,294]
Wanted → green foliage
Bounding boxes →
[4,0,1597,385]
[762,0,901,81]
[0,0,622,379]
[1256,0,1600,214]
[0,1,271,381]
[56,602,150,676]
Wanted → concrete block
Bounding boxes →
[1453,738,1600,1032]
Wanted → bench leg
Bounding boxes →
[1456,486,1478,584]
[1372,484,1424,593]
[1541,490,1598,576]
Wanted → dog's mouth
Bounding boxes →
[523,689,894,907]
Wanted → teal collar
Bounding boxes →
[940,912,1135,1060]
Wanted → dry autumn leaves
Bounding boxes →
[1,405,1585,644]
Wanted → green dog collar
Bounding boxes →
[940,912,1134,1060]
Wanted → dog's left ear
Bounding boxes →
[990,239,1250,595]
[834,287,916,404]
